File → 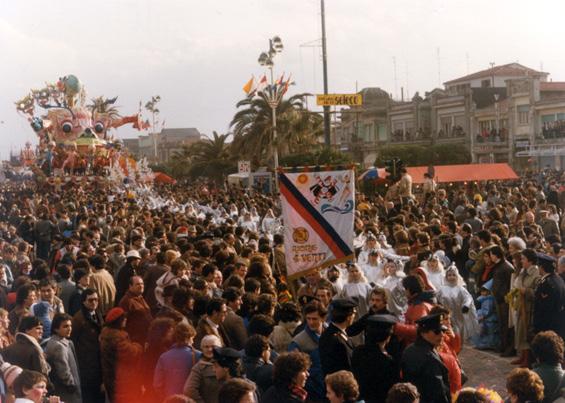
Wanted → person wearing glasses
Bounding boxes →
[400,313,451,403]
[70,289,104,403]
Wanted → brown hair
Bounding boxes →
[174,322,196,345]
[325,370,360,402]
[273,352,311,388]
[506,368,544,403]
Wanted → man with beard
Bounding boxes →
[347,287,402,360]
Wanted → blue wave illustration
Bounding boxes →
[321,200,354,214]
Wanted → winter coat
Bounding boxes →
[118,291,153,344]
[1,333,50,376]
[222,307,248,350]
[183,359,220,403]
[511,266,540,350]
[71,308,103,388]
[45,335,82,403]
[394,295,433,345]
[99,327,143,403]
[400,336,451,403]
[153,344,201,399]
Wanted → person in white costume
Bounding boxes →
[436,265,479,341]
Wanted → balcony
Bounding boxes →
[541,121,565,140]
[473,130,510,153]
[475,128,508,144]
[390,128,431,143]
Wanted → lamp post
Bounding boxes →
[493,93,500,163]
[258,36,283,190]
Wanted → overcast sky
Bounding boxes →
[1,0,564,159]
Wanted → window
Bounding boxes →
[377,124,387,141]
[518,105,529,124]
[481,79,491,88]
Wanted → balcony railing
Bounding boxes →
[541,121,565,139]
[390,129,431,143]
[475,129,508,144]
[437,126,467,139]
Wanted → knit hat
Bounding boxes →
[105,307,126,324]
[1,362,22,389]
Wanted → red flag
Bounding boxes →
[257,75,268,92]
[282,74,293,95]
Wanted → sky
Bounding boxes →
[1,0,565,159]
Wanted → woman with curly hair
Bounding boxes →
[506,368,544,403]
[531,331,564,402]
[261,351,312,403]
[325,370,361,403]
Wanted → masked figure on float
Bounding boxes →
[15,74,149,176]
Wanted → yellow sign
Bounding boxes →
[316,94,363,106]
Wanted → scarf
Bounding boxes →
[290,384,308,402]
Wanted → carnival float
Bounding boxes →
[14,74,152,181]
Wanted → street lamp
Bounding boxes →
[494,93,500,139]
[258,36,283,190]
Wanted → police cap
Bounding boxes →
[416,313,448,333]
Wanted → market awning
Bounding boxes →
[153,172,177,184]
[406,163,518,184]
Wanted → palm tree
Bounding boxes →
[230,91,321,167]
[171,131,234,182]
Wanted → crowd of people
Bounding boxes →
[0,167,563,403]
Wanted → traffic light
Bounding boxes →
[384,157,404,182]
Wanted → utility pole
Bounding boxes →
[321,0,331,147]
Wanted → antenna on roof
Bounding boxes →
[405,61,409,100]
[436,47,441,87]
[393,56,398,100]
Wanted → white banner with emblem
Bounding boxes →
[278,169,355,279]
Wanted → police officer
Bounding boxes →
[533,253,565,340]
[351,314,401,403]
[319,298,357,376]
[400,313,451,403]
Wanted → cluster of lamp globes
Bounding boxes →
[258,36,283,67]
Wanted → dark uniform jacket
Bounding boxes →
[352,344,400,403]
[400,337,451,403]
[71,308,104,388]
[319,323,354,376]
[533,272,565,339]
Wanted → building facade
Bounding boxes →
[123,128,202,164]
[334,63,565,170]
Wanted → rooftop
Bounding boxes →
[444,63,547,85]
[540,82,565,92]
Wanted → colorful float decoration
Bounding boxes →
[15,74,150,176]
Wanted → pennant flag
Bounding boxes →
[276,72,285,85]
[282,74,293,95]
[243,75,255,94]
[257,75,268,93]
[279,169,355,279]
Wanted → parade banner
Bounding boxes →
[279,169,355,279]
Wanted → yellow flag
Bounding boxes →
[243,76,254,94]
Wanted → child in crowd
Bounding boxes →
[472,279,499,350]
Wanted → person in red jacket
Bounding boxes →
[394,275,434,345]
[99,307,143,403]
[430,305,463,394]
